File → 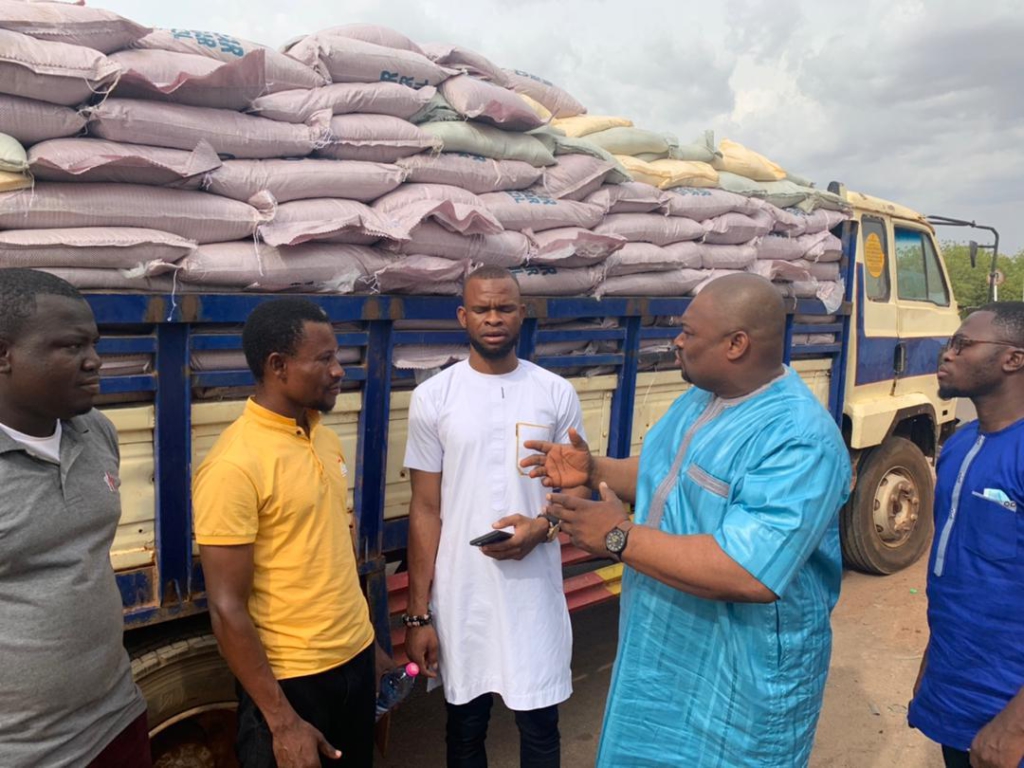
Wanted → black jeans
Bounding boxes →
[236,644,375,768]
[446,693,560,768]
[942,745,971,768]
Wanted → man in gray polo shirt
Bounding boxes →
[0,269,149,767]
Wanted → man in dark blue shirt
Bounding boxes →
[909,302,1024,768]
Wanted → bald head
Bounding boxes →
[694,274,786,363]
[675,274,788,397]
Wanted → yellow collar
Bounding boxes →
[244,398,322,436]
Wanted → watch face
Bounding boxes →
[605,526,627,555]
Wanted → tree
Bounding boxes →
[938,242,1024,315]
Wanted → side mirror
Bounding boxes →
[969,240,979,268]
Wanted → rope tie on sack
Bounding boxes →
[251,229,264,277]
[84,69,121,109]
[166,269,180,322]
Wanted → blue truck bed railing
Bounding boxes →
[91,220,857,652]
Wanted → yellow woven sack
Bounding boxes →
[617,156,718,190]
[518,93,552,122]
[551,114,633,138]
[711,139,786,182]
[0,171,31,192]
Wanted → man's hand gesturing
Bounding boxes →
[519,427,593,490]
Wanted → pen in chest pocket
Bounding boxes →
[516,422,552,476]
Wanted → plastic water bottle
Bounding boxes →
[375,662,419,721]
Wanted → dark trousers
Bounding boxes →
[446,693,560,768]
[87,712,152,768]
[236,645,375,768]
[942,745,971,768]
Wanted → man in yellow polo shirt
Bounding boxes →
[193,298,378,768]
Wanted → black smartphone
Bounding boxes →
[469,530,514,547]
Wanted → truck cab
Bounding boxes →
[836,187,962,574]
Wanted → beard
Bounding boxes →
[470,333,519,361]
[938,380,985,400]
[938,350,1002,400]
[939,376,996,400]
[312,389,340,414]
[676,353,690,383]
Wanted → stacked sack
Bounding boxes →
[0,3,309,290]
[170,23,582,294]
[591,185,757,298]
[83,22,385,293]
[0,2,177,289]
[0,133,31,192]
[0,4,850,304]
[377,40,614,293]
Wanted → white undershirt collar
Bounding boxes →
[0,419,62,463]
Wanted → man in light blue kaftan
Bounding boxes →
[531,274,851,768]
[601,368,849,767]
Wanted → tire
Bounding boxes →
[841,436,934,575]
[131,632,239,768]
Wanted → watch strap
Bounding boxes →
[541,513,561,542]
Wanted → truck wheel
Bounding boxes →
[841,436,934,575]
[131,632,239,768]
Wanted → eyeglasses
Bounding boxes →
[944,335,1023,355]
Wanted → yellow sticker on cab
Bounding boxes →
[864,232,886,278]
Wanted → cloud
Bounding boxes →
[787,5,1024,248]
[723,0,805,61]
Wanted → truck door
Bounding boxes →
[891,224,960,405]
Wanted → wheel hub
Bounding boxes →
[151,706,238,768]
[872,469,920,548]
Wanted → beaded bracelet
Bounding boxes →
[402,613,433,627]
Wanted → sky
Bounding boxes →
[100,0,1024,255]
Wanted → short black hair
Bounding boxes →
[0,268,84,342]
[242,298,332,382]
[464,265,520,299]
[978,302,1024,347]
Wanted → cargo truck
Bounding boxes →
[88,187,960,763]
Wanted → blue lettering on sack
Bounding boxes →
[170,29,246,57]
[506,190,557,206]
[193,30,219,49]
[217,35,246,57]
[379,71,430,90]
[512,69,553,87]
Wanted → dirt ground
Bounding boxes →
[381,556,941,767]
[811,557,937,767]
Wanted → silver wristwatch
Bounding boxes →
[605,521,633,561]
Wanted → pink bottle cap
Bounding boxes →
[405,662,420,677]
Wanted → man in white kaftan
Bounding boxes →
[404,266,585,768]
